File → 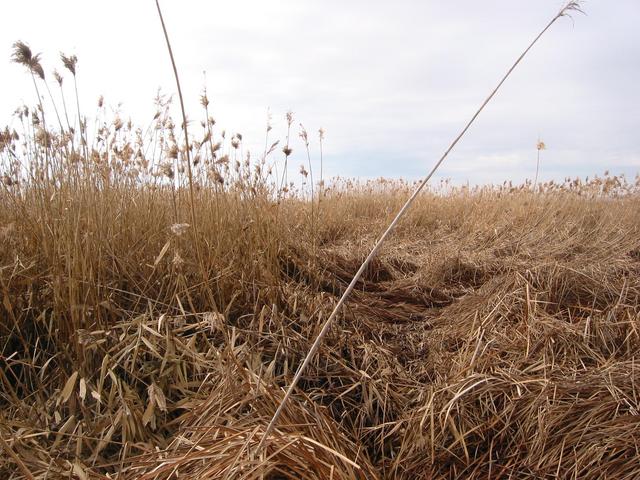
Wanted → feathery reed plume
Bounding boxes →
[60,53,86,158]
[560,1,585,17]
[11,41,50,172]
[257,0,585,456]
[12,41,44,80]
[299,123,313,202]
[52,70,63,86]
[60,53,77,76]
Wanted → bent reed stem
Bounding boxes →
[155,0,217,310]
[256,0,583,456]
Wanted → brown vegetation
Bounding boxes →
[1,93,639,477]
[3,5,640,476]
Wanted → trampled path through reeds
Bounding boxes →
[1,171,639,478]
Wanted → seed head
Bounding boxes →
[266,140,279,156]
[299,124,309,146]
[161,162,175,179]
[171,223,190,236]
[211,170,224,185]
[53,70,63,86]
[559,1,584,17]
[172,251,184,268]
[2,175,16,186]
[60,53,78,76]
[11,41,45,80]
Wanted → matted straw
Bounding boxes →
[257,0,585,456]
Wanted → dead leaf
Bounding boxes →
[60,371,79,403]
[79,378,87,401]
[154,240,171,267]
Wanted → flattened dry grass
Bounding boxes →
[1,166,639,478]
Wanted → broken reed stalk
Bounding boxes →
[257,0,583,456]
[155,0,217,309]
[0,433,34,480]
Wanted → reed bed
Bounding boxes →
[2,31,640,479]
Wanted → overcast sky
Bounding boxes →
[1,1,638,185]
